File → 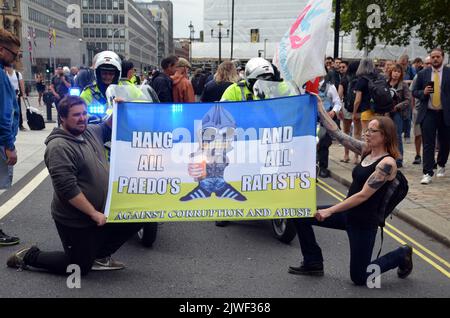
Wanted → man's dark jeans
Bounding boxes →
[24,221,142,275]
[292,213,406,285]
[421,109,450,176]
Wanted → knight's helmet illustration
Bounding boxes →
[180,105,246,202]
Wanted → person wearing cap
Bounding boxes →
[171,57,195,103]
[50,65,74,106]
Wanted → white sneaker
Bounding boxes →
[437,166,445,177]
[420,174,432,185]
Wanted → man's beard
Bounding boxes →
[66,123,87,136]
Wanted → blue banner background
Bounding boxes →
[116,95,317,142]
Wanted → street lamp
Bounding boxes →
[140,43,153,74]
[188,21,195,64]
[211,21,229,65]
[111,26,126,52]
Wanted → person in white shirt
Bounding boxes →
[317,76,342,178]
[4,65,26,131]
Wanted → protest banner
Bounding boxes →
[105,95,317,223]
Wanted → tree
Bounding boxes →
[339,0,450,54]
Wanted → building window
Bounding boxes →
[102,28,107,37]
[107,15,113,24]
[113,14,118,24]
[119,29,125,38]
[101,14,107,24]
[83,28,89,37]
[119,15,124,24]
[95,29,101,38]
[250,29,260,43]
[95,0,100,9]
[95,14,100,24]
[101,0,107,10]
[89,14,94,24]
[120,43,125,52]
[119,0,124,10]
[89,0,94,9]
[83,14,88,24]
[114,43,119,51]
[107,29,113,38]
[82,0,88,8]
[113,1,119,9]
[89,28,95,38]
[107,0,112,10]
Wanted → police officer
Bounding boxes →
[80,51,122,114]
[221,57,277,102]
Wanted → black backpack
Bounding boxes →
[376,169,409,257]
[364,74,394,114]
[345,77,358,112]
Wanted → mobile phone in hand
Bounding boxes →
[427,81,434,93]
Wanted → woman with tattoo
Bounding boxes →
[288,94,413,286]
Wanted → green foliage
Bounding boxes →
[338,0,450,53]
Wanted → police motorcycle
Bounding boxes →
[70,83,160,247]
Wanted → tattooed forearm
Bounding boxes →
[367,164,393,190]
[318,108,366,155]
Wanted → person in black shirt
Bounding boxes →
[50,65,73,106]
[289,94,413,286]
[150,55,178,103]
[201,61,239,102]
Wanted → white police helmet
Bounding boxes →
[244,57,275,81]
[94,51,122,83]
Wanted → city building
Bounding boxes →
[80,0,158,73]
[173,38,189,61]
[193,0,428,62]
[134,0,170,68]
[151,1,173,55]
[0,0,23,70]
[20,0,85,82]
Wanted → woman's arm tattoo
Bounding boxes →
[367,163,393,190]
[318,109,366,155]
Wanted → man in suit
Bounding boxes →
[413,48,450,184]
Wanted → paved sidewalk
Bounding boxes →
[0,94,57,196]
[327,140,450,247]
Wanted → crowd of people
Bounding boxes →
[319,50,449,186]
[1,25,449,286]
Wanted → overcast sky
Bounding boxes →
[171,0,204,38]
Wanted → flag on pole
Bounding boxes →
[273,0,333,88]
[33,27,37,48]
[53,29,56,47]
[48,25,53,48]
[27,27,33,64]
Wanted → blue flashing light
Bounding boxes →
[87,104,106,115]
[172,104,183,113]
[69,87,81,96]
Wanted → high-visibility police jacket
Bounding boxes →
[220,80,292,102]
[220,80,254,101]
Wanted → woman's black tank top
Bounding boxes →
[346,155,392,229]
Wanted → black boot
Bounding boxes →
[288,262,324,276]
